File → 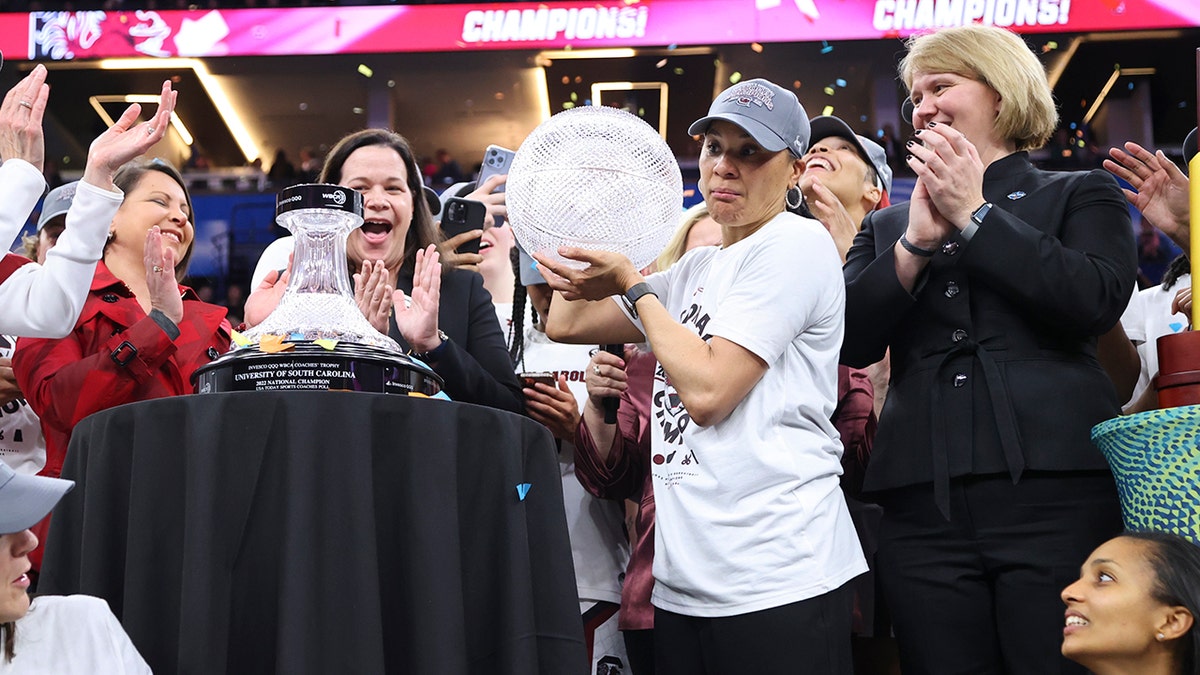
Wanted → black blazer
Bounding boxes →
[391,267,525,415]
[842,152,1136,494]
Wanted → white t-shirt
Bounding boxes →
[1121,273,1190,411]
[0,166,122,338]
[518,324,631,605]
[1,595,150,674]
[618,211,867,617]
[0,335,45,475]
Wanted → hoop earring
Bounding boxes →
[785,185,802,210]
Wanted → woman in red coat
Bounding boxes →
[14,158,230,572]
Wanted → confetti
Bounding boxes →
[314,339,338,351]
[730,72,743,84]
[516,483,532,500]
[259,335,294,353]
[820,41,833,54]
[230,330,251,347]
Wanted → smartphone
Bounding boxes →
[441,197,486,255]
[477,145,516,228]
[519,371,555,388]
[477,145,516,193]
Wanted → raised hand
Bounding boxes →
[353,259,393,333]
[0,64,50,171]
[144,226,183,325]
[393,244,443,353]
[83,80,177,191]
[1104,142,1190,249]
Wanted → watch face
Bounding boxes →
[972,203,992,224]
[621,295,639,319]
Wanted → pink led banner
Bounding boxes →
[1,0,1196,61]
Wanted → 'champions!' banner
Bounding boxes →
[0,0,1196,61]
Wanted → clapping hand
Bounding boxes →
[144,226,183,325]
[83,79,177,191]
[394,245,443,353]
[354,259,393,333]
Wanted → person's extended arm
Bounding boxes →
[0,182,121,338]
[628,293,766,427]
[536,246,762,426]
[0,78,176,338]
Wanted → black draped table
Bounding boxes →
[38,391,587,674]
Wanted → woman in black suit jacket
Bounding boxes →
[245,129,523,414]
[842,24,1137,675]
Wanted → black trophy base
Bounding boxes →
[193,342,443,397]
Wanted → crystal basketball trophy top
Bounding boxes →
[194,183,444,397]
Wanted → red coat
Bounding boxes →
[14,261,231,480]
[14,262,229,572]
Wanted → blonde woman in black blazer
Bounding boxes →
[842,24,1137,675]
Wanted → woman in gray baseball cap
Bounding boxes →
[535,78,865,674]
[0,462,149,671]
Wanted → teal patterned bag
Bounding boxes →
[1092,406,1200,544]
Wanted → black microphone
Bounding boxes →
[601,343,622,424]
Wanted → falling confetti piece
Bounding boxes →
[835,78,847,87]
[314,339,338,351]
[823,86,835,96]
[820,40,833,54]
[822,105,834,116]
[751,42,763,53]
[516,483,532,500]
[730,72,743,84]
[230,330,251,347]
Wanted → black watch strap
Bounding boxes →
[622,282,658,319]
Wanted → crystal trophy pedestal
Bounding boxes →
[194,184,443,397]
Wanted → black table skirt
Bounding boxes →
[39,391,587,674]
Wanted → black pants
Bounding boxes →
[874,471,1122,675]
[653,582,854,675]
[623,629,654,675]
